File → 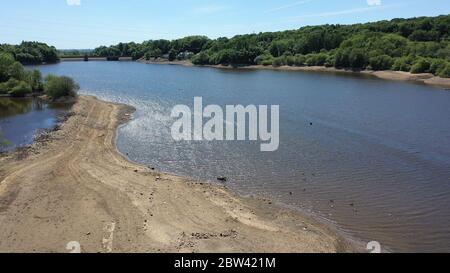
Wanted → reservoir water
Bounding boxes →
[0,97,69,152]
[32,61,450,252]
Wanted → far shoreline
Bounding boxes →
[138,59,450,89]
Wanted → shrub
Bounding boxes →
[410,58,431,73]
[254,54,272,65]
[294,54,306,66]
[8,62,25,80]
[191,52,210,65]
[429,59,446,75]
[44,75,79,100]
[9,81,32,97]
[261,59,273,66]
[438,63,450,78]
[334,48,351,68]
[324,54,335,67]
[0,82,7,94]
[272,57,285,67]
[348,49,367,69]
[305,53,328,66]
[25,69,43,91]
[285,55,295,66]
[392,56,414,72]
[369,55,394,71]
[0,52,15,82]
[1,78,20,92]
[168,49,177,61]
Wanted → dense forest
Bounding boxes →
[92,14,450,77]
[0,41,59,65]
[1,15,449,77]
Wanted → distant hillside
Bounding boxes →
[93,14,450,77]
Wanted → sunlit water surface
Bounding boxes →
[33,62,450,252]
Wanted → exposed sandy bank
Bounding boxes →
[138,59,450,89]
[0,95,353,253]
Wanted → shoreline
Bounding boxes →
[138,59,450,89]
[0,95,356,253]
[60,57,133,62]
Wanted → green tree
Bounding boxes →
[0,78,20,93]
[294,54,307,66]
[349,49,367,69]
[392,56,414,71]
[438,63,450,78]
[429,59,446,75]
[44,75,79,100]
[8,62,26,80]
[27,69,43,91]
[272,56,285,67]
[0,53,15,82]
[411,58,431,73]
[168,49,177,61]
[369,55,394,71]
[191,52,210,65]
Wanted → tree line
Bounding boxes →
[91,35,209,61]
[0,52,78,99]
[0,41,59,65]
[91,14,450,77]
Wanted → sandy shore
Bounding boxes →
[0,95,353,253]
[139,59,450,89]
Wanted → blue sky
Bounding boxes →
[1,0,449,49]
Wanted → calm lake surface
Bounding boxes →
[33,61,450,252]
[0,97,69,152]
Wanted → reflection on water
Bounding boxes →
[0,97,69,151]
[0,97,46,118]
[33,62,450,252]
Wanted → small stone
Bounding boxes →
[217,176,227,182]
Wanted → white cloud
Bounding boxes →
[67,0,81,6]
[367,0,382,6]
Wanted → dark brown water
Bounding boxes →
[0,97,69,152]
[33,62,450,252]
